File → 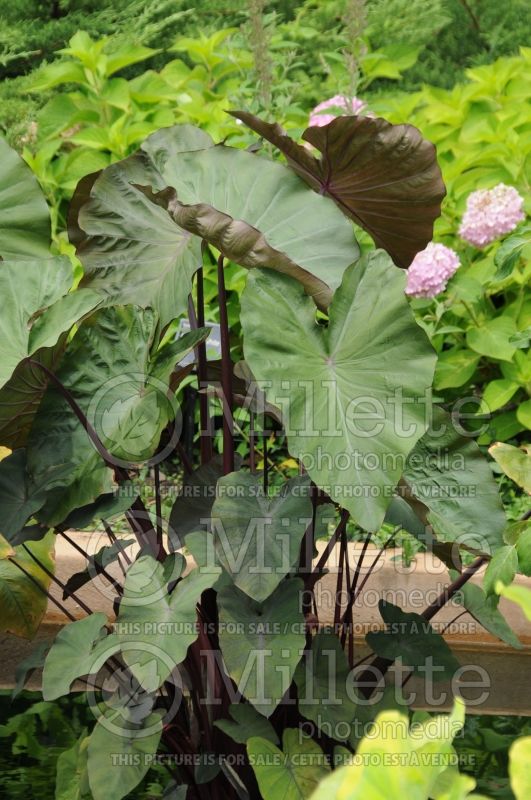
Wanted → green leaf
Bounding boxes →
[217,579,305,716]
[312,702,467,800]
[0,257,100,390]
[366,600,461,679]
[73,123,359,318]
[0,341,66,450]
[105,44,158,76]
[509,736,531,800]
[55,733,91,800]
[516,527,531,576]
[494,225,531,280]
[115,554,220,691]
[211,471,312,601]
[516,398,531,429]
[241,252,436,531]
[70,150,202,330]
[214,703,279,745]
[12,640,50,699]
[483,546,518,597]
[87,712,163,800]
[0,531,55,638]
[168,455,225,549]
[481,378,519,413]
[43,613,119,700]
[27,308,206,525]
[28,60,87,91]
[231,112,445,268]
[294,631,357,736]
[140,131,359,310]
[454,580,522,649]
[496,582,531,621]
[402,407,506,553]
[0,449,46,543]
[0,136,51,258]
[466,316,518,362]
[58,490,136,531]
[247,728,329,799]
[434,349,480,390]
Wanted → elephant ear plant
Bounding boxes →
[0,112,527,800]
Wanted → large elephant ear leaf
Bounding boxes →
[231,111,446,268]
[71,124,359,315]
[0,136,51,258]
[402,406,506,554]
[69,152,203,330]
[241,250,436,532]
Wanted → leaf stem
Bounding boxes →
[27,358,164,561]
[58,530,123,595]
[22,543,93,615]
[189,264,213,464]
[217,256,234,475]
[356,555,488,698]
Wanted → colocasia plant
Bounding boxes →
[0,110,529,800]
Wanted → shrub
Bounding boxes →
[372,51,531,443]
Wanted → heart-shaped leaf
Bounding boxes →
[231,111,445,267]
[70,155,203,330]
[115,554,220,691]
[87,712,163,800]
[241,251,436,531]
[247,729,329,800]
[211,471,312,601]
[366,600,461,679]
[214,703,279,745]
[0,449,47,543]
[43,613,120,700]
[217,578,305,716]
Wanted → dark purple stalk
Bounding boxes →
[249,411,256,473]
[216,256,234,475]
[104,522,131,568]
[153,463,163,550]
[334,531,347,628]
[311,508,350,580]
[188,269,213,464]
[58,530,123,595]
[22,543,94,615]
[27,359,163,560]
[263,433,268,494]
[356,555,488,698]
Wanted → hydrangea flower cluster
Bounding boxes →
[459,183,525,247]
[309,94,366,127]
[405,243,460,299]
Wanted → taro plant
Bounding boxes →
[0,106,530,800]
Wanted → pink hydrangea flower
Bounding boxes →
[459,183,525,248]
[405,243,460,299]
[309,94,366,127]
